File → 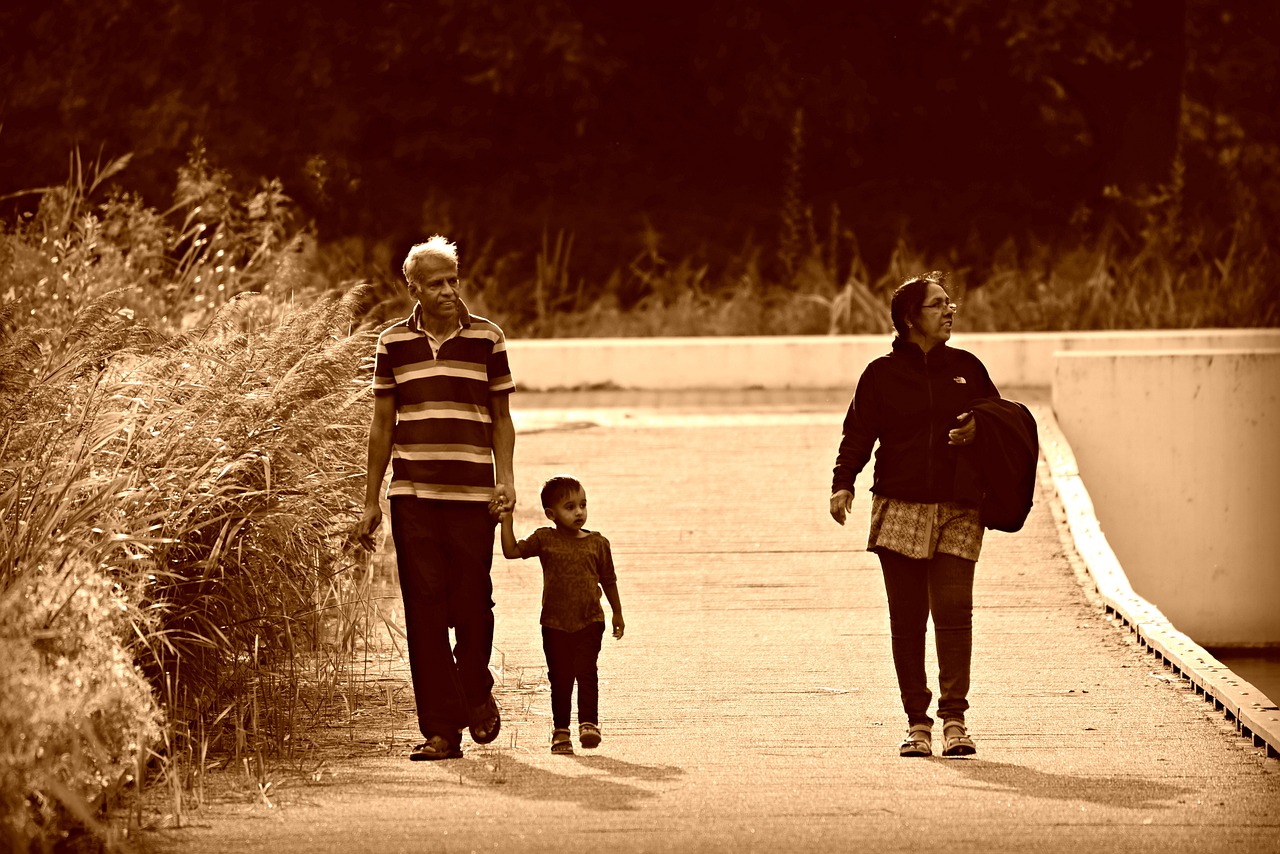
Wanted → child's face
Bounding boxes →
[545,488,588,532]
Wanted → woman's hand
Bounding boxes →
[948,412,977,447]
[829,489,854,526]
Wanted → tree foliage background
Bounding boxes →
[1,0,1277,315]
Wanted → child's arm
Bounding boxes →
[498,511,521,559]
[602,582,624,639]
[596,536,623,638]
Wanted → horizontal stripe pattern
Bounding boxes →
[373,307,514,501]
[395,444,493,463]
[386,482,496,501]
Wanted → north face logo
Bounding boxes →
[953,377,967,384]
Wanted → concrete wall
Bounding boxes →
[502,329,1280,646]
[1052,349,1280,646]
[505,329,1280,391]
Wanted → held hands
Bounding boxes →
[489,495,512,520]
[948,411,977,447]
[612,612,625,639]
[488,482,516,519]
[829,489,854,526]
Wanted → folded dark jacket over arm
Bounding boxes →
[954,399,1039,532]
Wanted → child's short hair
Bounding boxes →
[540,475,583,508]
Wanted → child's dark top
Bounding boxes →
[516,527,617,632]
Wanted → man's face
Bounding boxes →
[407,256,460,325]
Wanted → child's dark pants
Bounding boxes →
[391,497,496,741]
[877,549,975,728]
[542,622,605,729]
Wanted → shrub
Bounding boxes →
[0,559,161,851]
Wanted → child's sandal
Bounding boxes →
[579,722,601,749]
[551,728,574,755]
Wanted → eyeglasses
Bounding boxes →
[922,300,958,313]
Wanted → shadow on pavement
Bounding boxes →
[447,753,685,812]
[567,753,684,780]
[936,759,1196,810]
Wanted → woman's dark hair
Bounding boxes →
[890,271,949,337]
[540,475,583,508]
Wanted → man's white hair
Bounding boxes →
[403,235,459,284]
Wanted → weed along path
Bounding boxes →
[146,393,1280,854]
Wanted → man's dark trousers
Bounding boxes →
[391,497,496,740]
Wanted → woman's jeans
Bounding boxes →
[542,622,606,730]
[877,549,975,728]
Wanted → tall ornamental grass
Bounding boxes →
[1,154,379,851]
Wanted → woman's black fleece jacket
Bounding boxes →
[832,338,1001,504]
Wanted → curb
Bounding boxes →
[1036,403,1280,760]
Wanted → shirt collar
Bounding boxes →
[407,300,472,335]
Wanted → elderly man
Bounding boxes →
[354,235,516,760]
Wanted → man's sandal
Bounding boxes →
[469,694,501,745]
[899,724,933,757]
[410,734,463,761]
[579,722,601,749]
[941,720,977,757]
[551,728,574,755]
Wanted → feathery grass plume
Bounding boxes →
[118,285,377,758]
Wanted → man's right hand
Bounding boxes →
[829,489,854,526]
[352,504,383,551]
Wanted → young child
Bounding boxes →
[497,475,624,755]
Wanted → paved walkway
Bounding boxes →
[147,391,1280,854]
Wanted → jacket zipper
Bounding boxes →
[925,352,936,496]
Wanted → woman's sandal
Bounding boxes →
[579,722,601,749]
[941,720,977,757]
[551,728,574,755]
[899,724,933,757]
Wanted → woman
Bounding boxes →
[829,271,998,758]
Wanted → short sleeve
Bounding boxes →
[516,527,544,559]
[372,331,396,396]
[595,535,616,586]
[487,325,515,395]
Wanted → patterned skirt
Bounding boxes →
[867,494,983,561]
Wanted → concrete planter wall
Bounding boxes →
[1052,349,1280,646]
[504,329,1280,391]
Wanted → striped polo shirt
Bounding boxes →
[372,303,515,502]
